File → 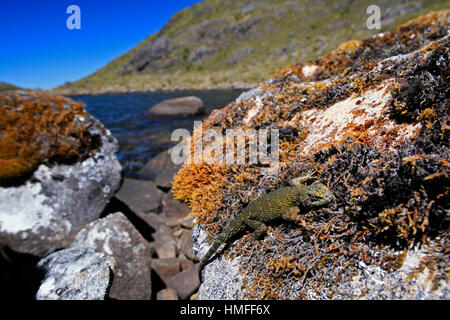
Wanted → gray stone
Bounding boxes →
[156,242,177,259]
[147,96,205,118]
[181,229,199,262]
[179,255,194,271]
[138,148,181,189]
[167,264,201,300]
[36,247,115,300]
[162,191,191,218]
[115,178,164,215]
[165,217,184,228]
[0,114,122,257]
[71,212,153,300]
[151,258,181,286]
[180,216,193,229]
[136,211,166,230]
[153,225,177,248]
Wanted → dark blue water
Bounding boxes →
[70,90,244,177]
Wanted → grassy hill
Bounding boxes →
[0,82,22,92]
[54,0,450,94]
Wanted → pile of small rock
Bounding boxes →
[115,148,201,300]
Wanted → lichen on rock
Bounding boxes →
[0,91,122,257]
[173,11,450,299]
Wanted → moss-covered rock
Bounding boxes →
[0,91,100,184]
[0,91,122,256]
[173,11,449,299]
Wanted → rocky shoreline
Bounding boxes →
[0,91,201,300]
[52,82,254,97]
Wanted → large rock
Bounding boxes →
[71,212,153,300]
[173,12,450,299]
[115,178,164,215]
[0,92,122,257]
[36,247,115,300]
[147,96,205,118]
[138,148,181,189]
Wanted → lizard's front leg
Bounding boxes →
[289,173,316,186]
[245,219,267,240]
[281,206,302,221]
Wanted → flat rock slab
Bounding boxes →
[167,263,200,300]
[162,191,191,219]
[36,247,115,300]
[147,96,205,118]
[151,258,181,286]
[138,148,181,189]
[71,212,153,300]
[115,178,164,215]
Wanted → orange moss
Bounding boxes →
[0,91,97,183]
[172,162,230,234]
[337,40,362,54]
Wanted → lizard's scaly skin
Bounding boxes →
[200,182,333,267]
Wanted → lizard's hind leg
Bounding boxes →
[282,206,302,221]
[245,219,267,240]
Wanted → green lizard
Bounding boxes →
[200,176,333,268]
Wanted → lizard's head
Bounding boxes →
[302,183,333,208]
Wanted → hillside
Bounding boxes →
[0,82,22,92]
[54,0,449,94]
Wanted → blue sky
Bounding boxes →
[0,0,202,89]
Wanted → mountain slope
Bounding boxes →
[54,0,449,94]
[0,82,22,92]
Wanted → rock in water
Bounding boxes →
[172,12,450,299]
[0,91,122,257]
[36,247,115,300]
[147,96,205,118]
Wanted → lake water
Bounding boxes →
[70,89,244,177]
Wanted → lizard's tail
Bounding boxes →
[200,219,246,268]
[200,237,224,268]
